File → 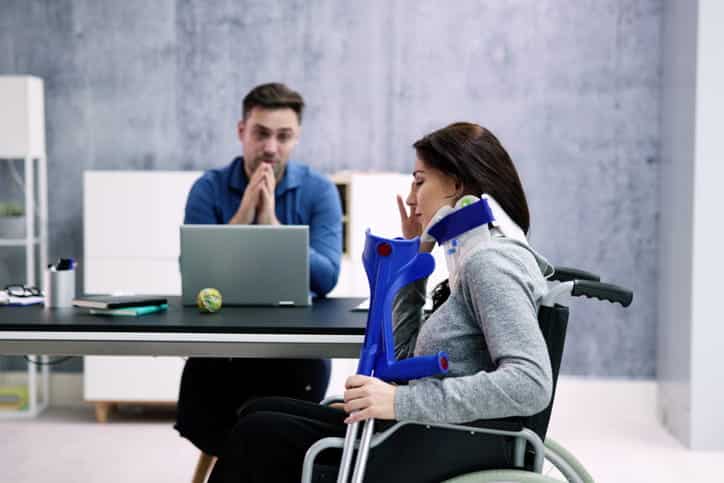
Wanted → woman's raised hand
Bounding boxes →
[397,193,421,240]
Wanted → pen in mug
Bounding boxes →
[51,258,75,271]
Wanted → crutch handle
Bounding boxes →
[374,352,449,382]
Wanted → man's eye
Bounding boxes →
[414,180,423,186]
[278,134,292,143]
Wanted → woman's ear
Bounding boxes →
[454,179,465,198]
[443,177,463,200]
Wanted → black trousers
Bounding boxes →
[208,397,515,483]
[174,357,331,456]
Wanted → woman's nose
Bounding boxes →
[405,183,416,206]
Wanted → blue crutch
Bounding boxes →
[335,230,450,483]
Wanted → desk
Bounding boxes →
[0,297,367,359]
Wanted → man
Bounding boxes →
[175,83,342,464]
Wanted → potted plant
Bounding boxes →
[0,202,25,239]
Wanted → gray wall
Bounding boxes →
[0,0,661,377]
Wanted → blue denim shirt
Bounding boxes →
[184,157,342,296]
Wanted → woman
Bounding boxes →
[208,122,554,483]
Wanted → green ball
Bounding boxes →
[197,288,222,313]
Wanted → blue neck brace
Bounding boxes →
[426,198,495,244]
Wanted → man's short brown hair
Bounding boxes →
[242,83,305,123]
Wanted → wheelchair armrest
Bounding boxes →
[466,417,525,433]
[377,419,543,472]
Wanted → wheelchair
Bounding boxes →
[302,265,632,483]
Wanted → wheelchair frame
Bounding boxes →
[301,267,632,483]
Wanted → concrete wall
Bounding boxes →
[0,0,662,376]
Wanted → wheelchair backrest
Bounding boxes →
[524,303,570,442]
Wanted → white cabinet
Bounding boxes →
[82,170,448,421]
[83,170,201,294]
[83,171,199,421]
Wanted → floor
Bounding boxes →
[1,377,723,483]
[546,378,723,482]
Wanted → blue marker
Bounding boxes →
[54,258,75,271]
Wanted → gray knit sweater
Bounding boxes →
[393,237,553,424]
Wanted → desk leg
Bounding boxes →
[94,402,114,423]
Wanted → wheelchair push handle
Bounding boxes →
[549,266,601,283]
[571,280,633,307]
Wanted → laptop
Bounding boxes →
[180,225,310,306]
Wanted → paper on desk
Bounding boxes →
[353,297,434,312]
[352,299,370,311]
[0,291,44,306]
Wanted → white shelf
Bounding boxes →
[0,237,42,247]
[0,76,45,158]
[0,75,49,419]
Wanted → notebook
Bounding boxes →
[72,295,168,310]
[89,304,168,317]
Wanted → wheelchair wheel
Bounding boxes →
[442,469,564,483]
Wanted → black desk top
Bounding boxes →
[0,296,368,335]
